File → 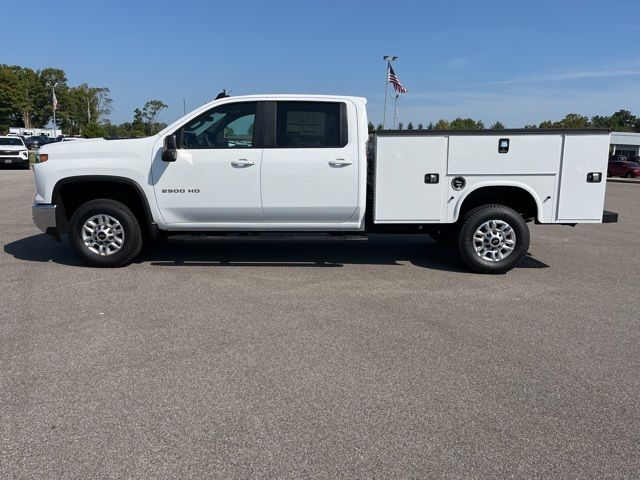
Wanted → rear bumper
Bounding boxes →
[602,210,618,223]
[32,204,59,238]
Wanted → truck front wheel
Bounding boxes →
[69,199,143,267]
[457,204,530,274]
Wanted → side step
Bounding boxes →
[167,233,368,242]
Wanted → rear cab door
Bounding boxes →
[260,99,362,228]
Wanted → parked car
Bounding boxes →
[608,160,640,178]
[33,94,617,273]
[24,135,55,150]
[609,154,628,162]
[0,135,30,169]
[7,133,27,143]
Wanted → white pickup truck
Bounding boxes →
[32,94,617,273]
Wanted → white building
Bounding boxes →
[8,127,62,138]
[610,132,640,159]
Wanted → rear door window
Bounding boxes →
[275,102,347,148]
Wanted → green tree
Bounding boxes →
[376,123,383,131]
[560,113,591,128]
[397,122,404,130]
[368,121,375,133]
[539,113,590,129]
[434,119,450,129]
[591,115,610,129]
[407,122,414,130]
[606,110,636,131]
[0,66,22,128]
[35,68,67,127]
[418,123,424,130]
[0,65,69,129]
[8,66,43,128]
[491,121,505,129]
[141,100,168,134]
[523,124,538,129]
[450,118,484,129]
[83,122,107,138]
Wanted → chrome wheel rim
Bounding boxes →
[81,214,125,256]
[473,220,516,262]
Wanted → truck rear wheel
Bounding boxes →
[457,204,529,274]
[69,199,143,267]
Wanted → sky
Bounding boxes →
[2,0,639,128]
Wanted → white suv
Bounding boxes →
[0,136,30,169]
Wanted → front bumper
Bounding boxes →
[0,156,29,166]
[32,204,58,237]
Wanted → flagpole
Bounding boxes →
[393,94,399,129]
[382,55,398,129]
[383,63,389,129]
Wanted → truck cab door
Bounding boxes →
[260,101,360,225]
[151,101,265,225]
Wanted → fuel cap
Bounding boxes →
[451,176,466,190]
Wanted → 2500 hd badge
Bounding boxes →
[161,189,200,194]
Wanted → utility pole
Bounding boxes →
[52,86,57,135]
[382,55,398,129]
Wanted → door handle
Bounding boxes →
[329,158,353,167]
[231,159,256,167]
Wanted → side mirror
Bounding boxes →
[162,134,178,162]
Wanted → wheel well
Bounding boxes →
[458,186,538,221]
[54,179,153,235]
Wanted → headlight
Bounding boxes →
[20,150,28,158]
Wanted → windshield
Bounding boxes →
[0,138,24,146]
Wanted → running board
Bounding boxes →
[167,233,368,242]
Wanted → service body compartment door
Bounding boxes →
[374,135,447,223]
[556,134,610,222]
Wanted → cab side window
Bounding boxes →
[180,102,257,149]
[275,102,347,148]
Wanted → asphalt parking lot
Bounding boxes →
[1,169,639,479]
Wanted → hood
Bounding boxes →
[38,136,158,162]
[0,144,28,152]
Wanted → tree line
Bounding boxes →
[0,64,168,137]
[369,110,640,133]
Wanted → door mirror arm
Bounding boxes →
[162,134,178,162]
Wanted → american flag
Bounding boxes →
[52,88,58,110]
[388,65,407,94]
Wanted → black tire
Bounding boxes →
[69,199,143,267]
[457,204,530,274]
[429,226,457,246]
[626,172,633,178]
[607,170,612,178]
